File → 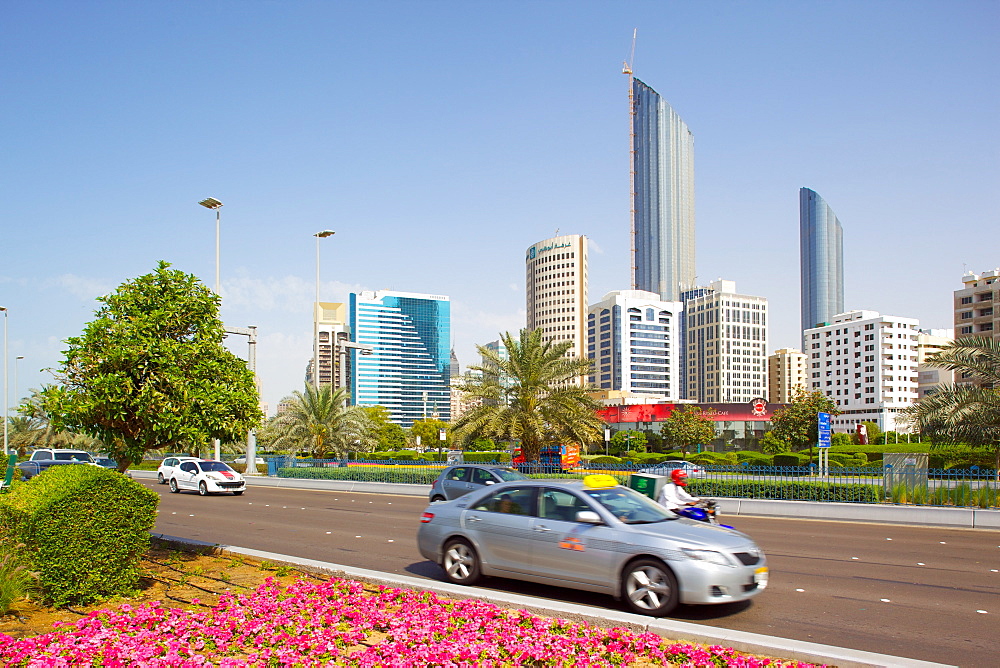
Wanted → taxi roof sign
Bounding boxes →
[583,474,619,489]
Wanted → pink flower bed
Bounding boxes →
[0,577,821,667]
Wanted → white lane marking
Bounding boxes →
[917,562,925,566]
[326,532,332,534]
[388,539,394,543]
[852,557,859,560]
[977,610,988,614]
[886,538,892,541]
[355,535,362,538]
[796,589,805,592]
[881,599,891,602]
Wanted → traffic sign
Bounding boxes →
[817,412,831,448]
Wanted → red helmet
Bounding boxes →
[671,469,688,486]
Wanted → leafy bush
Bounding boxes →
[735,452,772,467]
[461,452,512,464]
[279,466,442,485]
[587,456,623,465]
[773,453,809,467]
[0,537,36,615]
[0,465,158,606]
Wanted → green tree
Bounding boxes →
[271,385,376,459]
[659,405,717,457]
[610,429,647,454]
[41,262,262,471]
[451,329,604,463]
[770,387,840,452]
[410,418,451,451]
[360,405,407,450]
[901,336,1000,475]
[758,430,791,454]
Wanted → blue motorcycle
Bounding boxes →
[675,499,735,529]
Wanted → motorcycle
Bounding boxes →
[675,499,734,529]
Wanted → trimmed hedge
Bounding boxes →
[0,465,158,606]
[687,478,882,503]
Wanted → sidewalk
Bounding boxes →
[134,470,1000,529]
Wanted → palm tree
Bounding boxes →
[270,384,377,459]
[451,329,604,464]
[901,336,1000,476]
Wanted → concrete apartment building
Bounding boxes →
[586,290,683,401]
[684,279,769,403]
[767,348,807,403]
[954,269,999,341]
[307,301,350,389]
[805,310,919,433]
[525,234,588,380]
[916,329,954,399]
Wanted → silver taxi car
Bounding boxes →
[417,475,767,616]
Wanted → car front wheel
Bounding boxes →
[621,558,679,616]
[198,481,208,496]
[442,539,481,586]
[157,473,165,484]
[169,479,179,493]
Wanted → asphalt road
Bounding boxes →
[145,480,999,667]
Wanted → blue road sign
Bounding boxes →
[817,412,832,448]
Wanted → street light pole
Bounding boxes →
[313,230,335,389]
[14,356,23,410]
[1,307,7,456]
[199,198,224,460]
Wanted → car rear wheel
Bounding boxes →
[442,539,481,586]
[157,473,165,484]
[621,558,679,616]
[168,479,179,493]
[198,481,208,496]
[431,495,446,503]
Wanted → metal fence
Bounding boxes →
[262,456,998,508]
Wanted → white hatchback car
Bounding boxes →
[156,456,201,485]
[168,460,246,496]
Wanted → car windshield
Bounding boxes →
[583,486,675,524]
[199,461,234,473]
[494,469,529,482]
[53,452,94,462]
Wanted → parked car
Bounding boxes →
[156,456,201,485]
[637,460,707,479]
[168,460,246,496]
[17,449,98,480]
[417,477,767,616]
[94,455,118,470]
[429,464,528,502]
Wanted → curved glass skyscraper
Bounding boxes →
[631,78,696,302]
[799,187,844,333]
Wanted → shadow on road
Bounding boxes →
[402,560,752,620]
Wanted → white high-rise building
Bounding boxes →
[916,329,955,399]
[586,290,682,400]
[307,302,350,389]
[525,234,588,379]
[804,310,919,432]
[684,280,768,403]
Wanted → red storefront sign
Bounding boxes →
[597,399,782,424]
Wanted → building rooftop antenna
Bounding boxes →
[623,29,637,290]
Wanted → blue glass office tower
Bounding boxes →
[349,290,451,427]
[631,77,696,302]
[799,188,844,334]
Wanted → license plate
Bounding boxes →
[754,567,769,588]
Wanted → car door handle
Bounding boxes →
[467,515,482,522]
[534,525,551,532]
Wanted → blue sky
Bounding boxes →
[2,0,997,415]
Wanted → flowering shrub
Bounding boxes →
[0,577,822,667]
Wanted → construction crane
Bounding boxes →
[623,29,637,290]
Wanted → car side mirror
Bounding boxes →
[485,480,495,485]
[576,510,603,524]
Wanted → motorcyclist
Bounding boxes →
[657,469,701,513]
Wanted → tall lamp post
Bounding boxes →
[198,198,224,294]
[313,230,336,389]
[199,197,223,459]
[1,307,7,456]
[14,356,23,410]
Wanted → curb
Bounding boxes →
[152,532,954,668]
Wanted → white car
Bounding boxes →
[168,460,246,496]
[637,460,707,479]
[156,456,201,485]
